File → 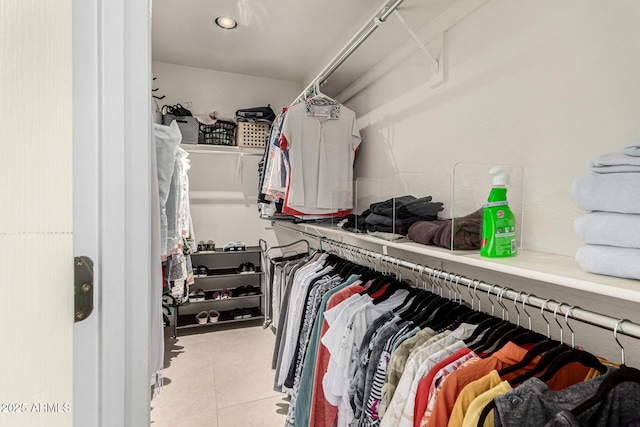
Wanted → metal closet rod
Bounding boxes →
[283,227,640,341]
[294,0,406,103]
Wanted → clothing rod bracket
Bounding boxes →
[393,10,447,88]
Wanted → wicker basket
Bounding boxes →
[236,122,270,148]
[199,121,237,146]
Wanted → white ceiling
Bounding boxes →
[152,0,455,97]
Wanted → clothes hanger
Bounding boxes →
[471,321,519,354]
[426,274,474,330]
[482,292,547,357]
[311,80,335,102]
[447,277,490,328]
[417,299,462,330]
[392,264,426,310]
[398,271,447,324]
[469,287,519,353]
[508,292,548,346]
[535,303,606,382]
[426,298,472,330]
[462,281,505,346]
[537,345,607,383]
[361,273,391,295]
[505,299,576,387]
[393,266,432,311]
[403,270,448,324]
[396,288,439,321]
[570,319,640,417]
[372,279,413,305]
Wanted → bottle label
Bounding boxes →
[484,201,509,208]
[493,215,516,256]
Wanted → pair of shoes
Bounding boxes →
[189,288,206,302]
[230,308,252,320]
[236,262,256,274]
[211,289,232,300]
[223,241,247,252]
[233,285,259,297]
[196,310,220,324]
[197,240,216,252]
[194,265,210,277]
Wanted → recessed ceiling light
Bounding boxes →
[215,16,237,30]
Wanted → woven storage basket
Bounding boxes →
[236,122,270,148]
[199,121,237,146]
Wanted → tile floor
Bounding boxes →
[151,321,289,427]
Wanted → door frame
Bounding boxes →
[73,0,153,425]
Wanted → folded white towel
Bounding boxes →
[590,151,640,173]
[575,212,640,248]
[624,141,640,157]
[571,172,640,214]
[575,244,640,280]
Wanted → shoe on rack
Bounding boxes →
[195,265,209,277]
[208,310,220,323]
[236,262,256,274]
[196,311,209,324]
[206,240,216,251]
[231,308,243,320]
[197,241,206,252]
[223,242,236,252]
[240,308,252,319]
[189,288,205,302]
[233,286,247,297]
[235,241,247,251]
[243,285,259,296]
[220,288,232,299]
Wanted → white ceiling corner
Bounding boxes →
[152,0,459,96]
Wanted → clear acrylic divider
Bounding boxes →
[390,172,452,242]
[452,162,525,252]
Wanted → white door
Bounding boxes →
[1,2,74,427]
[3,1,155,425]
[73,0,154,426]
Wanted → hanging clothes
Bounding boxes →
[152,122,197,398]
[258,95,361,221]
[269,246,640,427]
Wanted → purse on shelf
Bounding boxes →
[235,105,275,123]
[162,103,193,117]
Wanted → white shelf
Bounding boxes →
[272,221,640,303]
[181,144,264,156]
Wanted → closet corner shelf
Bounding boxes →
[181,144,264,156]
[272,221,640,304]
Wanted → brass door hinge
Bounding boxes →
[74,256,94,322]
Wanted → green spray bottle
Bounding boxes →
[480,166,517,258]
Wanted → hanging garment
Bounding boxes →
[154,121,181,259]
[294,276,366,427]
[279,97,361,216]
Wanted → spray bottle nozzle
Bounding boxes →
[490,166,512,186]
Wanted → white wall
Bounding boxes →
[152,61,301,119]
[152,61,302,247]
[334,0,640,363]
[0,1,73,426]
[346,0,640,257]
